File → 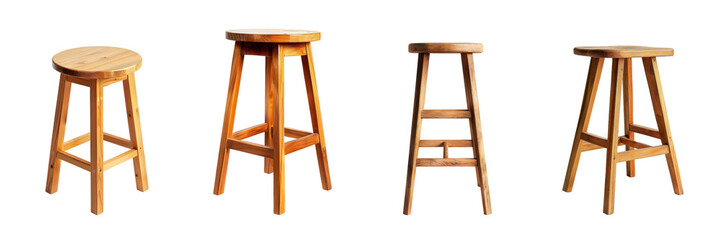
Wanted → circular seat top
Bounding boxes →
[409,43,484,53]
[226,29,320,43]
[52,46,142,79]
[574,46,674,58]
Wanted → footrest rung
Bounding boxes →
[104,149,138,170]
[61,132,133,151]
[419,140,473,147]
[629,124,661,139]
[421,110,471,118]
[285,133,320,154]
[617,145,669,162]
[417,158,477,167]
[227,139,272,158]
[231,123,268,140]
[57,151,91,171]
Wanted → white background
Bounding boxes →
[1,0,719,239]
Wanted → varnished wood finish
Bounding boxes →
[89,77,104,215]
[226,29,320,43]
[264,56,274,174]
[409,43,484,53]
[45,75,72,194]
[403,53,429,215]
[271,44,286,215]
[213,32,332,215]
[642,57,683,195]
[123,73,149,191]
[46,47,149,215]
[461,53,491,214]
[603,58,624,215]
[302,43,332,191]
[213,42,244,195]
[574,46,674,58]
[52,47,142,79]
[563,47,683,214]
[563,57,604,192]
[623,59,635,177]
[403,46,492,215]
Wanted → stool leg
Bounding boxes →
[461,53,491,214]
[90,79,104,215]
[563,57,604,192]
[642,57,683,195]
[271,45,286,215]
[45,74,72,194]
[123,73,148,191]
[302,43,332,190]
[604,58,625,215]
[264,56,274,174]
[214,42,245,195]
[623,58,636,177]
[403,53,429,215]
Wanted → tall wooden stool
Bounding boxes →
[45,46,149,215]
[562,46,684,214]
[403,43,491,215]
[213,29,332,215]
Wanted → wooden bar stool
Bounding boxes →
[403,43,491,215]
[213,29,332,215]
[562,46,683,214]
[45,46,149,215]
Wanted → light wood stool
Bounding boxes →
[403,43,491,215]
[213,29,332,215]
[562,46,683,214]
[45,46,149,215]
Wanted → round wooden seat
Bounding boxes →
[408,43,484,53]
[574,46,674,58]
[226,29,320,43]
[52,46,142,79]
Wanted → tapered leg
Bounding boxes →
[123,73,149,191]
[604,58,625,215]
[271,45,286,215]
[403,53,429,215]
[563,58,604,192]
[90,79,104,215]
[461,53,491,214]
[622,58,635,177]
[264,56,274,174]
[214,42,244,195]
[45,74,72,194]
[301,43,332,190]
[642,57,683,195]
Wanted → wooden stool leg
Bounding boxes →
[90,79,104,215]
[123,73,149,191]
[214,42,245,195]
[461,53,491,214]
[264,56,274,174]
[45,74,72,194]
[603,58,625,215]
[271,44,286,215]
[642,57,683,195]
[623,58,636,177]
[302,43,332,190]
[403,53,429,215]
[563,57,604,192]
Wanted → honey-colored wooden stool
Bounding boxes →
[562,46,683,214]
[45,46,149,215]
[403,43,491,215]
[213,29,332,215]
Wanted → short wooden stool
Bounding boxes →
[403,43,491,215]
[213,29,332,215]
[562,46,683,214]
[45,46,149,215]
